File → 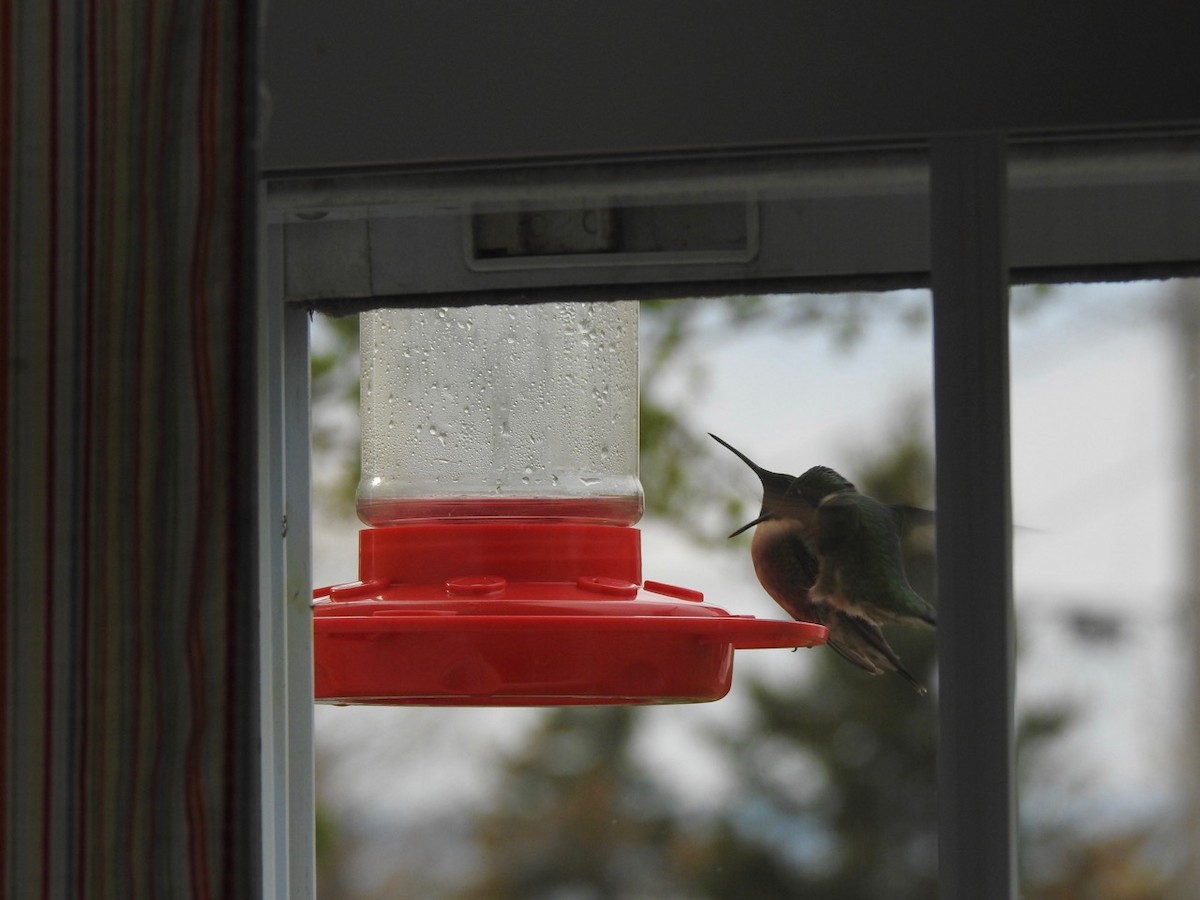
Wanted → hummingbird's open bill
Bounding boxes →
[711,432,936,694]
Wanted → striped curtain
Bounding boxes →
[2,2,260,897]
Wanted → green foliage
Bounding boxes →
[311,312,360,403]
[310,313,362,512]
[459,707,694,900]
[1030,832,1171,899]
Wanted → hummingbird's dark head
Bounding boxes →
[791,465,856,505]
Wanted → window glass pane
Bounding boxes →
[311,279,1200,896]
[1012,279,1199,894]
[310,289,940,896]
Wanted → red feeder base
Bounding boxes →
[313,522,826,706]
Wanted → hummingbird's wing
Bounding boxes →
[814,492,938,628]
[890,504,935,533]
[746,509,928,693]
[810,490,876,554]
[752,528,898,679]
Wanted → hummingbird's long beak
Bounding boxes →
[710,432,795,497]
[728,513,772,538]
[709,433,767,478]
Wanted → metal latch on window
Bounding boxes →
[466,195,759,271]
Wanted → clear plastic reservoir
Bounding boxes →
[357,301,643,526]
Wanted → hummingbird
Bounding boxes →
[710,433,936,694]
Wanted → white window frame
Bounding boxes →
[258,135,1200,899]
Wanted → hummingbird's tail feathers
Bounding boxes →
[894,664,929,696]
[842,614,928,695]
[825,636,885,675]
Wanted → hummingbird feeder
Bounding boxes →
[313,300,826,705]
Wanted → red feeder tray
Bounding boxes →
[313,522,826,706]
